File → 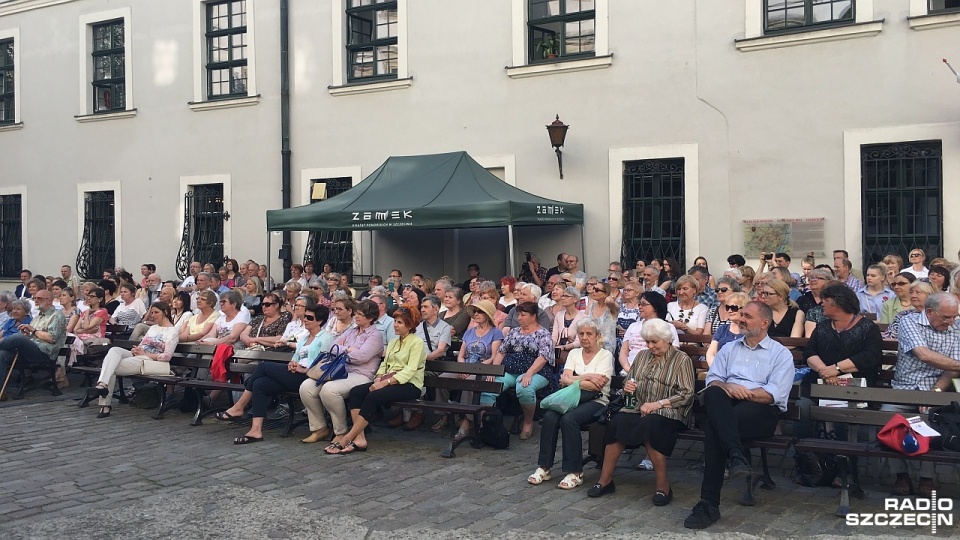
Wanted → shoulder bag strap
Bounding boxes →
[422,321,434,351]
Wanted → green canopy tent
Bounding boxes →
[265,151,584,277]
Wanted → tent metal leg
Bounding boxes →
[580,224,586,273]
[266,232,272,289]
[508,225,516,276]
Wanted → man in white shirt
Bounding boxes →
[190,272,219,311]
[179,261,202,292]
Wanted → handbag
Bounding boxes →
[928,401,960,452]
[306,345,350,384]
[877,413,931,456]
[140,358,171,376]
[541,380,582,414]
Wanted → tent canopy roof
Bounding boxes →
[266,151,584,231]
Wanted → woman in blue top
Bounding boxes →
[705,292,749,368]
[218,305,333,444]
[0,300,31,339]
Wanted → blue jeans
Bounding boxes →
[480,372,549,406]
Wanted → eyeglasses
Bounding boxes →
[930,309,959,322]
[716,287,730,293]
[303,315,316,321]
[910,253,923,258]
[757,291,776,298]
[725,304,742,312]
[294,303,306,309]
[808,277,823,282]
[561,293,574,298]
[639,300,652,307]
[892,281,911,287]
[260,302,277,307]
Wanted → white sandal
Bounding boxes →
[527,467,552,485]
[558,472,583,490]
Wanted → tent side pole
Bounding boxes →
[580,224,586,275]
[371,230,376,276]
[266,232,272,290]
[508,225,516,277]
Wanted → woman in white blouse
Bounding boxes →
[666,276,707,335]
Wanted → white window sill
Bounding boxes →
[0,122,24,132]
[505,55,613,79]
[735,21,883,52]
[188,95,260,112]
[74,109,137,123]
[328,77,413,97]
[909,12,960,30]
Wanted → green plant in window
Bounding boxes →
[535,35,561,59]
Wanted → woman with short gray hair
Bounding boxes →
[0,299,31,339]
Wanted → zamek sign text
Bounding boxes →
[350,210,414,228]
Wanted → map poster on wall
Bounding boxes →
[743,218,826,258]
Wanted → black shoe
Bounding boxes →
[96,385,109,398]
[652,487,673,506]
[684,500,721,529]
[79,387,101,408]
[97,406,111,419]
[587,481,615,498]
[728,454,753,480]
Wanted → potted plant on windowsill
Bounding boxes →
[535,36,561,60]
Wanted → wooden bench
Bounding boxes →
[7,339,72,399]
[797,384,960,516]
[394,360,505,458]
[69,325,132,387]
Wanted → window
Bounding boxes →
[0,193,22,278]
[91,20,125,113]
[0,38,12,123]
[930,0,960,14]
[527,0,595,63]
[304,178,354,276]
[76,191,115,279]
[765,0,854,32]
[346,0,398,82]
[206,0,248,99]
[861,141,942,269]
[176,184,226,278]
[622,159,685,269]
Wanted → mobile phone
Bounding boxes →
[525,251,532,262]
[388,282,395,292]
[764,254,773,260]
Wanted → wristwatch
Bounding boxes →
[835,364,843,374]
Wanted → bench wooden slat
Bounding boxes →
[231,349,291,363]
[425,360,505,377]
[424,378,504,394]
[795,438,960,464]
[809,385,957,407]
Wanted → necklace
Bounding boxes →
[832,314,859,333]
[676,308,693,324]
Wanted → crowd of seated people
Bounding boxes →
[2,247,960,528]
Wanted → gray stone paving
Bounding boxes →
[0,381,957,539]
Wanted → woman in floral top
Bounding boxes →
[481,302,558,440]
[83,302,179,418]
[238,293,291,350]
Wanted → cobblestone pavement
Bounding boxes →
[0,383,956,539]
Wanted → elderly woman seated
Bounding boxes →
[704,276,742,335]
[619,292,678,374]
[237,292,291,350]
[705,292,750,368]
[588,318,695,504]
[884,280,935,339]
[527,319,613,490]
[217,305,333,443]
[667,275,708,335]
[0,299,31,339]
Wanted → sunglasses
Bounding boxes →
[303,315,316,321]
[592,287,605,293]
[725,304,742,312]
[892,281,911,287]
[260,302,277,307]
[716,287,730,293]
[757,291,775,298]
[910,253,923,257]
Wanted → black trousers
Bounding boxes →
[537,401,604,473]
[244,361,307,418]
[700,385,779,508]
[348,381,421,422]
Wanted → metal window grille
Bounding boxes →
[304,178,354,276]
[861,141,943,271]
[206,0,248,99]
[75,191,115,279]
[0,39,14,123]
[92,20,125,113]
[0,194,22,278]
[176,184,227,279]
[765,0,853,32]
[621,159,685,269]
[527,0,595,63]
[346,0,398,82]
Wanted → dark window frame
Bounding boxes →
[929,0,960,14]
[764,0,855,34]
[345,0,399,83]
[176,184,226,279]
[205,0,248,100]
[91,19,126,113]
[0,38,13,124]
[621,158,686,271]
[0,193,22,278]
[527,0,596,64]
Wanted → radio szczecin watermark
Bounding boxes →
[845,491,954,534]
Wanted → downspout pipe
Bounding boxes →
[279,0,292,283]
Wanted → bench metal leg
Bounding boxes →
[49,366,62,397]
[152,384,177,420]
[757,448,776,490]
[189,389,207,426]
[116,376,129,404]
[836,455,852,517]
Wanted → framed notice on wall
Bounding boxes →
[743,218,825,258]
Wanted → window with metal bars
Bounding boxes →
[621,159,685,269]
[0,39,13,123]
[346,0,398,82]
[528,0,595,63]
[765,0,854,33]
[176,184,227,279]
[206,0,248,99]
[929,0,960,14]
[861,141,942,271]
[304,178,354,276]
[0,194,22,278]
[75,191,115,279]
[92,20,125,113]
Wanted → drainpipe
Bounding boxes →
[279,0,292,283]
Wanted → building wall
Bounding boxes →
[0,0,957,286]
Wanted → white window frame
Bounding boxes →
[76,8,136,122]
[506,0,611,79]
[843,123,960,272]
[0,185,27,269]
[0,27,22,130]
[908,0,960,29]
[474,154,517,186]
[76,181,122,269]
[190,0,259,111]
[329,0,411,96]
[179,174,233,259]
[737,0,881,52]
[608,144,700,266]
[297,166,363,271]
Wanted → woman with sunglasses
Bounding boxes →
[584,281,618,355]
[904,249,929,280]
[705,292,750,367]
[326,304,425,454]
[756,279,805,338]
[219,305,333,443]
[703,277,742,335]
[879,272,917,324]
[606,272,623,304]
[238,293,292,350]
[619,291,678,373]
